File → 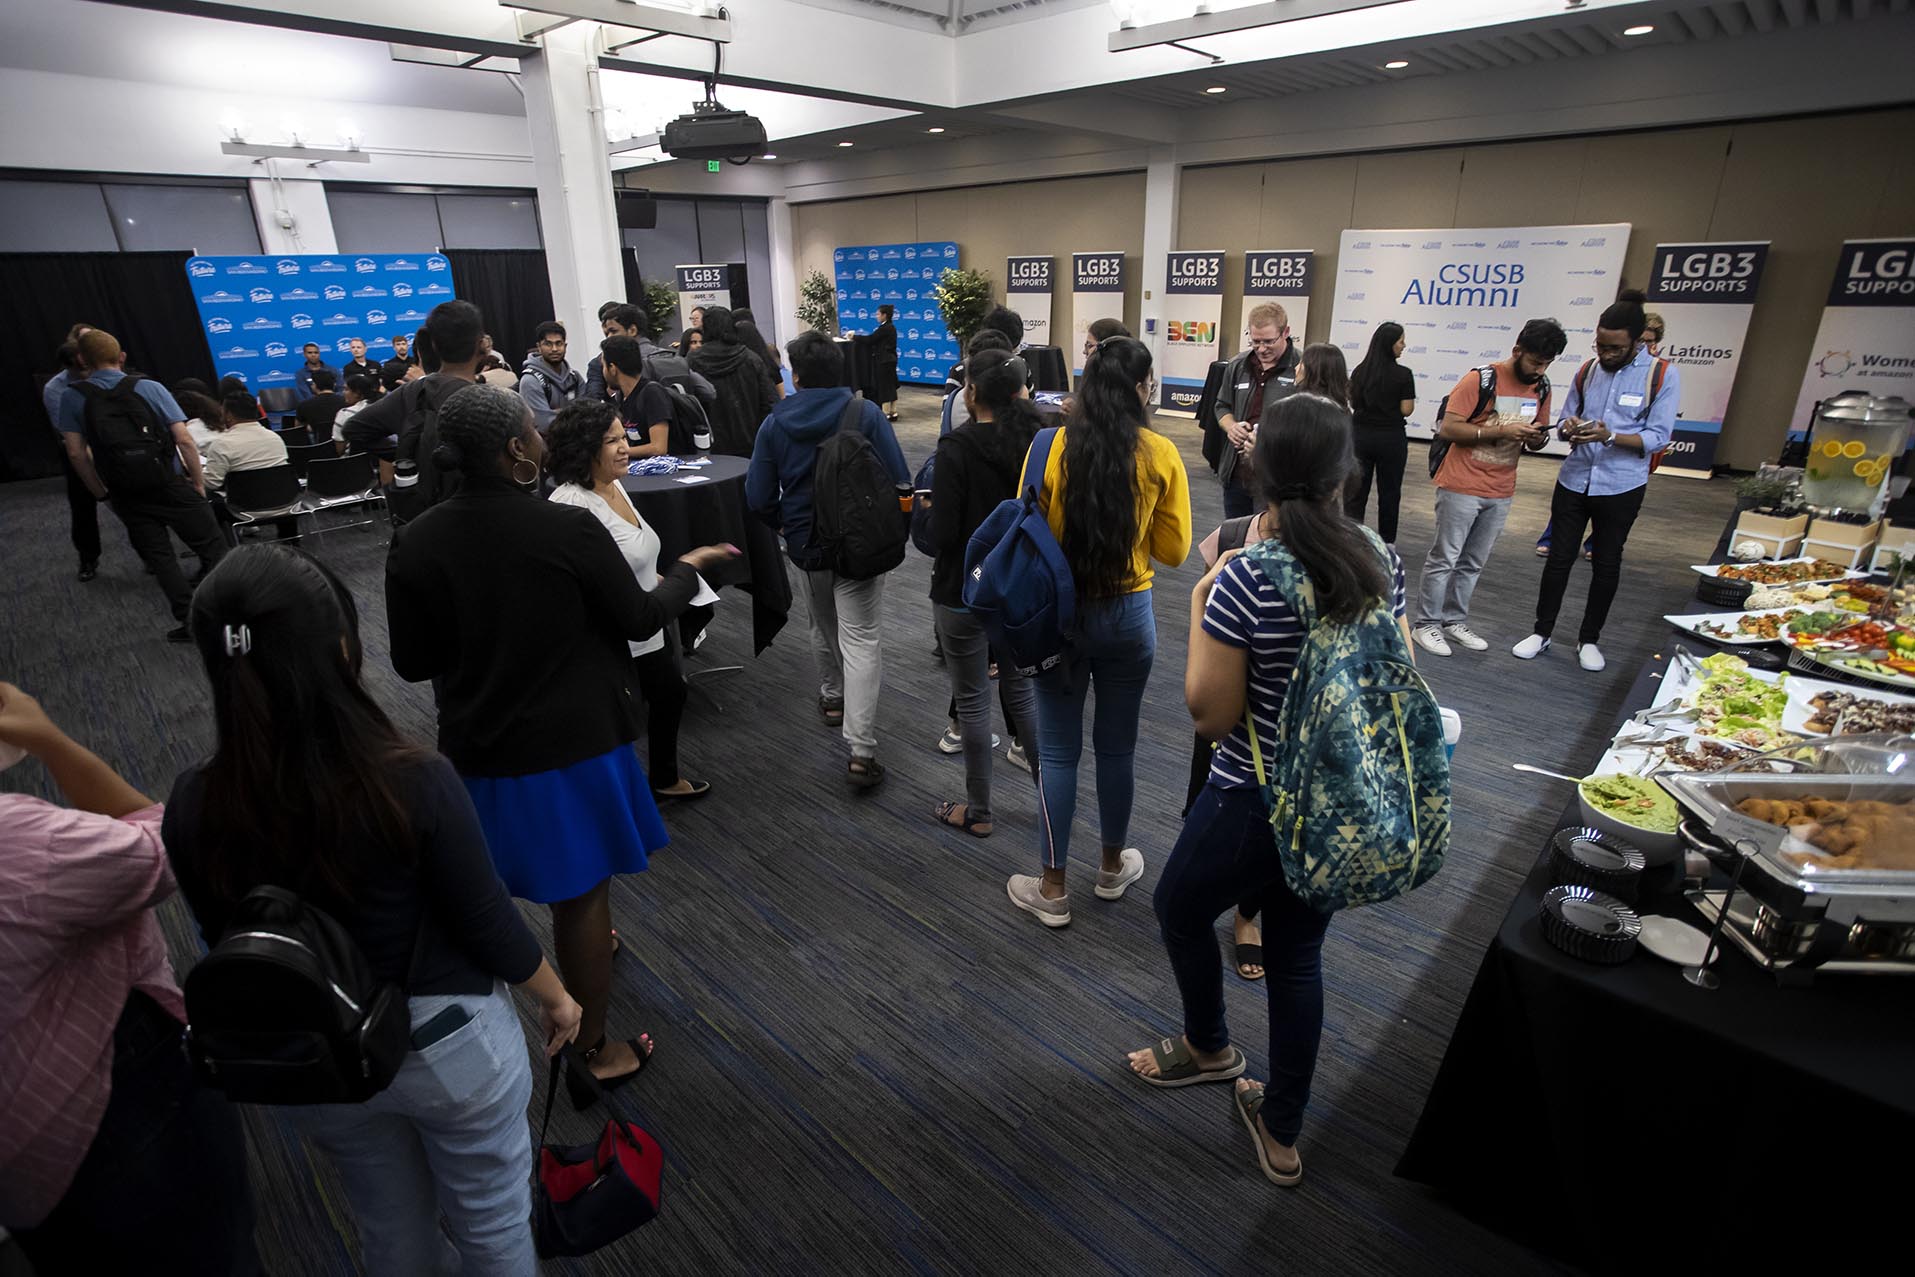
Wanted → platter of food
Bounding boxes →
[1690,556,1864,585]
[1779,615,1915,689]
[1781,684,1915,737]
[1663,606,1807,645]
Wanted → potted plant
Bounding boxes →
[1731,467,1811,559]
[797,270,838,336]
[640,280,678,340]
[929,266,993,347]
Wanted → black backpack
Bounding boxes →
[1426,366,1550,478]
[183,885,414,1105]
[654,379,712,454]
[388,376,463,525]
[811,398,907,580]
[75,377,174,495]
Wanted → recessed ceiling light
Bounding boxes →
[1204,85,1227,94]
[926,126,945,133]
[1622,23,1654,35]
[762,153,778,160]
[1383,59,1409,69]
[837,140,854,147]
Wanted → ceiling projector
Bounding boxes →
[661,98,767,162]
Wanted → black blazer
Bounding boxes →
[385,475,698,776]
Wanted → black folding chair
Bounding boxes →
[276,424,315,449]
[221,464,304,543]
[302,453,385,544]
[285,441,336,481]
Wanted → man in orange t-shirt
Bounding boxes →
[1412,318,1566,657]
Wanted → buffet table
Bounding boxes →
[1397,654,1914,1264]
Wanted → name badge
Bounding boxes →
[1618,393,1645,408]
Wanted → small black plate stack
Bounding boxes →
[1540,885,1642,965]
[1549,827,1647,904]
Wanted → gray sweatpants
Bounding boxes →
[1417,488,1512,627]
[934,604,1036,824]
[803,567,886,758]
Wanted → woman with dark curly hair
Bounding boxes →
[1006,336,1191,930]
[545,399,708,801]
[385,383,735,1107]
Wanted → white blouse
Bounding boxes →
[549,482,665,657]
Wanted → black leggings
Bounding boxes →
[632,645,688,787]
[1184,735,1261,923]
[1346,425,1408,544]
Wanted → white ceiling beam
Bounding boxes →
[1107,0,1408,53]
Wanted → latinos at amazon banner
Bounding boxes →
[1161,251,1224,414]
[185,252,454,394]
[1644,241,1767,476]
[1788,237,1915,439]
[1329,224,1631,458]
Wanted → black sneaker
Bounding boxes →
[78,561,98,582]
[165,626,191,644]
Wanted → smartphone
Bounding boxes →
[410,1004,472,1051]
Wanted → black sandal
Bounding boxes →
[848,757,886,789]
[565,1033,654,1111]
[819,695,845,725]
[934,800,993,838]
[1235,942,1265,982]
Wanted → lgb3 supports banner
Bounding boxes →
[833,241,960,385]
[674,264,731,334]
[1162,251,1224,415]
[186,252,454,392]
[1239,250,1313,357]
[1330,224,1631,458]
[1788,237,1915,440]
[1071,252,1126,379]
[1645,241,1768,478]
[1006,256,1053,351]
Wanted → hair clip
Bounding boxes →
[223,623,252,657]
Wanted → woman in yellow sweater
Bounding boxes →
[1007,336,1192,929]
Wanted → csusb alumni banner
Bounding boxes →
[1788,237,1915,439]
[1006,255,1054,350]
[1071,251,1126,378]
[1162,250,1225,415]
[834,241,960,385]
[674,263,731,333]
[1330,223,1631,457]
[1238,250,1314,357]
[1645,241,1769,477]
[185,252,454,392]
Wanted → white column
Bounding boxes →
[767,196,798,343]
[249,175,338,254]
[519,27,624,350]
[1139,146,1181,372]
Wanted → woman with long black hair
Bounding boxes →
[1006,336,1191,928]
[928,348,1042,837]
[1126,393,1411,1190]
[162,545,583,1273]
[1346,322,1417,544]
[385,384,734,1109]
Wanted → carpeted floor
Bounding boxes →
[0,388,1737,1275]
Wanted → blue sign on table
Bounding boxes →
[184,252,455,393]
[832,241,960,385]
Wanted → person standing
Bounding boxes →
[57,329,229,642]
[380,334,414,390]
[165,547,582,1276]
[689,307,776,457]
[546,401,710,801]
[0,683,260,1275]
[733,313,787,402]
[341,337,378,382]
[294,343,333,401]
[44,333,103,581]
[599,336,680,459]
[1007,336,1191,929]
[1212,304,1300,519]
[517,322,581,431]
[870,304,900,421]
[928,349,1041,837]
[586,304,714,407]
[385,385,732,1107]
[1512,291,1678,672]
[1411,318,1563,659]
[746,332,911,788]
[1346,323,1417,545]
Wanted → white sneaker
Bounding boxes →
[1511,634,1551,660]
[1578,643,1606,672]
[1094,848,1145,900]
[938,727,1000,754]
[1005,739,1031,773]
[1412,625,1452,657]
[1007,874,1071,928]
[1441,623,1488,651]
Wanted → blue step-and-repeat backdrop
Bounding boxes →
[184,252,455,392]
[833,241,959,386]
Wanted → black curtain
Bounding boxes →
[0,252,213,481]
[621,249,646,318]
[446,249,556,369]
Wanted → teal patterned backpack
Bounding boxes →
[1241,528,1452,912]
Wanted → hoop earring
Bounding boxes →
[511,456,538,488]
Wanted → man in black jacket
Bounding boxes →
[1211,303,1299,518]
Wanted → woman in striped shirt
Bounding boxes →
[1126,393,1409,1189]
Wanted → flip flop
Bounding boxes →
[934,800,993,839]
[1235,942,1265,982]
[652,779,712,803]
[1128,1037,1247,1089]
[1234,1083,1304,1187]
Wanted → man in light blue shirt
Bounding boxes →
[43,332,105,580]
[1512,289,1679,672]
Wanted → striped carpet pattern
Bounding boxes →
[0,393,1737,1275]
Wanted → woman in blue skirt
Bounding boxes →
[386,367,735,1107]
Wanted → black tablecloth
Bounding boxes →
[1024,345,1069,393]
[620,455,789,654]
[832,336,876,397]
[1397,655,1914,1263]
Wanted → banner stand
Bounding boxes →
[1787,237,1915,444]
[1007,256,1054,351]
[1238,250,1314,360]
[1646,241,1768,479]
[1070,251,1126,381]
[832,242,960,385]
[1161,250,1225,416]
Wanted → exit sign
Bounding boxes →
[707,160,721,173]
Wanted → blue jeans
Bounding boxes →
[285,983,537,1276]
[1153,784,1333,1146]
[1033,590,1156,871]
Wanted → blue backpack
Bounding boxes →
[962,427,1073,677]
[1240,528,1451,913]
